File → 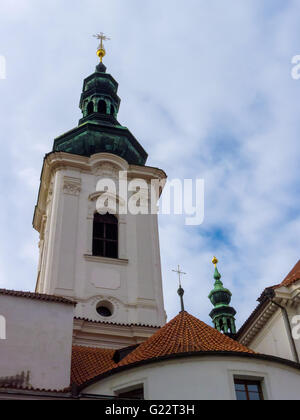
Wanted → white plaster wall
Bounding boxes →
[250,309,294,361]
[0,295,74,390]
[85,356,300,400]
[36,153,166,327]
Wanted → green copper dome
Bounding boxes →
[208,267,232,307]
[53,62,148,165]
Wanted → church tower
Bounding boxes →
[33,36,167,335]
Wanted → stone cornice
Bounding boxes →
[33,152,167,233]
[73,317,161,349]
[238,300,278,346]
[238,284,300,346]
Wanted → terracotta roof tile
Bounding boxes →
[71,312,254,387]
[71,346,117,386]
[118,311,254,367]
[0,289,76,305]
[273,260,300,289]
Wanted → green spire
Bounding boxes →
[214,266,221,280]
[208,257,237,337]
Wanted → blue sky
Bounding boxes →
[0,0,299,327]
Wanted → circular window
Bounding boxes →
[96,301,114,318]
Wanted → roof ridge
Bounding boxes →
[0,289,76,305]
[118,311,254,367]
[74,316,161,328]
[273,260,300,289]
[237,259,300,338]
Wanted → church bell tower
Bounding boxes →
[33,35,167,331]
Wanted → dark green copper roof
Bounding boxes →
[52,62,148,165]
[208,267,232,306]
[208,262,237,336]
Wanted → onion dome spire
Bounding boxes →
[52,34,148,166]
[208,257,237,338]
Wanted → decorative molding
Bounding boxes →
[63,176,82,196]
[84,254,128,265]
[78,295,122,323]
[94,162,120,179]
[73,317,159,349]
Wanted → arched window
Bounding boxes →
[219,319,224,333]
[98,100,107,114]
[93,213,118,259]
[110,104,115,116]
[87,101,94,115]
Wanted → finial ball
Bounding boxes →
[97,48,106,62]
[212,257,218,266]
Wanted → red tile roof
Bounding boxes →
[118,311,254,367]
[273,260,300,289]
[0,289,76,305]
[71,346,117,386]
[71,312,254,388]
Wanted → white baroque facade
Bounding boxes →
[33,152,167,328]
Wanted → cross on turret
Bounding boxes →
[93,32,111,62]
[172,265,186,312]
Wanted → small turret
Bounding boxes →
[208,257,237,338]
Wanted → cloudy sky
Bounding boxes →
[0,0,299,327]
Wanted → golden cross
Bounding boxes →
[172,265,186,288]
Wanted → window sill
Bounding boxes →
[84,254,129,265]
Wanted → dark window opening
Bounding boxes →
[117,386,144,400]
[98,100,107,114]
[219,319,224,332]
[110,104,115,116]
[234,379,264,401]
[87,101,94,115]
[97,306,112,317]
[93,213,118,259]
[113,345,139,363]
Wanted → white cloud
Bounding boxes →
[0,0,299,327]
